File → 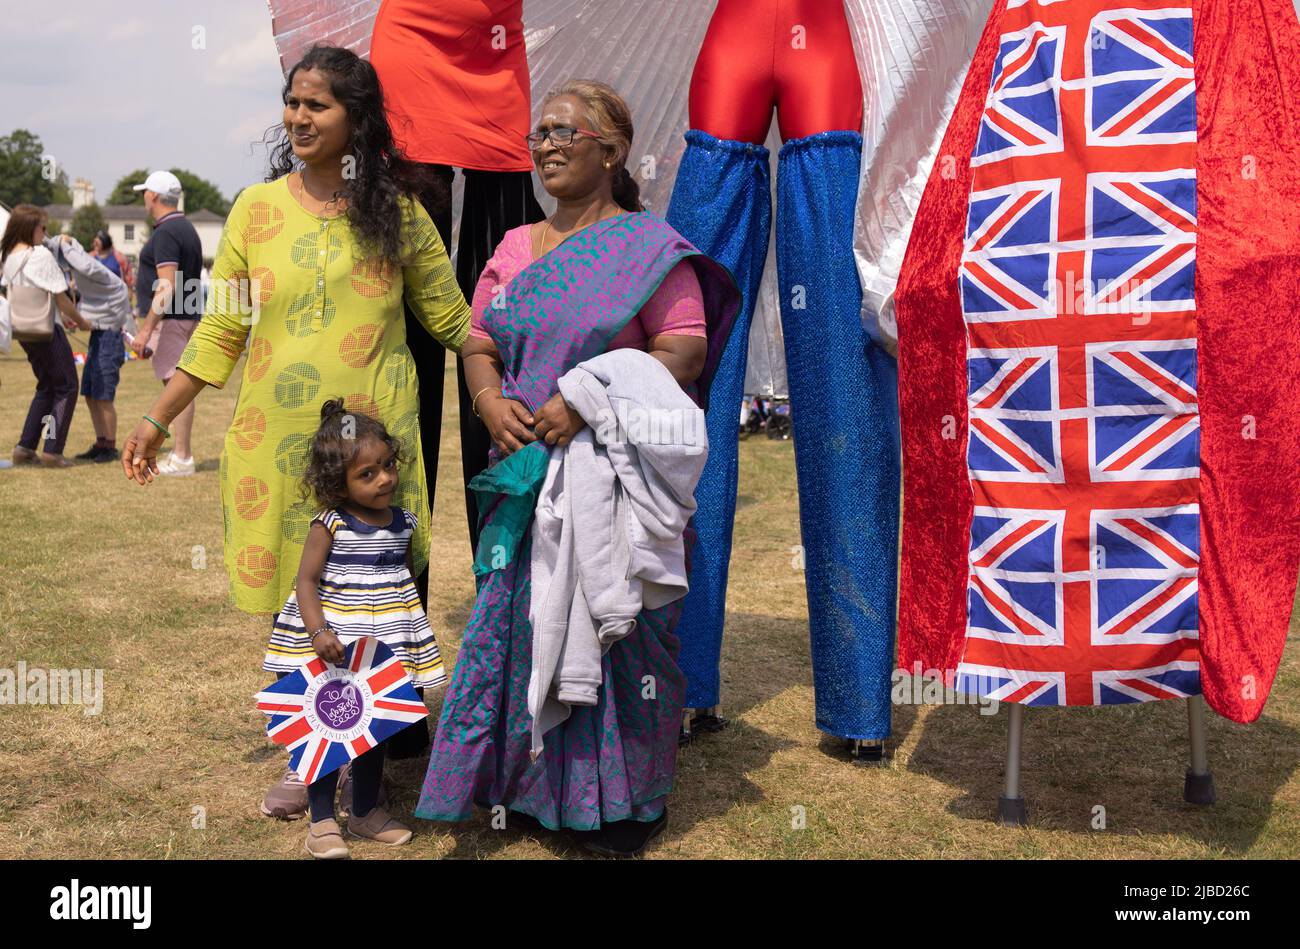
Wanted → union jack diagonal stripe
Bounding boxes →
[968,347,1063,482]
[1086,9,1195,146]
[255,636,428,784]
[1091,506,1199,632]
[974,25,1066,166]
[1088,339,1198,482]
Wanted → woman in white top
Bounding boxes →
[0,205,91,467]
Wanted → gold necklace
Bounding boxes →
[296,170,339,216]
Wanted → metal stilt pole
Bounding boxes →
[997,703,1028,825]
[678,708,694,746]
[1183,694,1216,805]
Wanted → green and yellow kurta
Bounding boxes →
[178,177,470,615]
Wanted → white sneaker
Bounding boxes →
[156,453,196,476]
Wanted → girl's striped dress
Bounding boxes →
[263,507,447,688]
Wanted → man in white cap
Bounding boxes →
[130,170,205,475]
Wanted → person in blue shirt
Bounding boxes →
[90,231,121,279]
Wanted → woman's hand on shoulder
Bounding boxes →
[478,392,537,456]
[533,392,586,449]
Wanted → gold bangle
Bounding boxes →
[471,385,500,418]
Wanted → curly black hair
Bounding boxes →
[265,44,433,270]
[300,398,407,512]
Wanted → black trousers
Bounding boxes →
[18,325,78,455]
[404,166,544,596]
[391,166,543,760]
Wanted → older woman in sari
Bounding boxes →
[416,80,738,856]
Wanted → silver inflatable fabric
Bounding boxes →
[844,0,993,351]
[266,0,789,395]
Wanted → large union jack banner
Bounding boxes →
[255,637,428,783]
[955,0,1201,707]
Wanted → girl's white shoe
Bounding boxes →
[156,453,195,476]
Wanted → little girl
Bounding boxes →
[263,398,447,859]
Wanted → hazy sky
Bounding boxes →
[2,1,286,203]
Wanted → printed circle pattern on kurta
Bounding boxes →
[250,266,276,305]
[422,263,458,298]
[247,337,273,382]
[384,347,410,389]
[245,202,285,243]
[290,230,343,268]
[339,323,385,367]
[281,498,316,544]
[212,328,247,362]
[391,410,419,453]
[234,475,271,520]
[284,292,336,337]
[350,256,396,298]
[230,405,267,452]
[273,361,321,409]
[236,544,277,587]
[275,432,314,478]
[343,393,381,422]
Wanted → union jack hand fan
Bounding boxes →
[255,636,429,784]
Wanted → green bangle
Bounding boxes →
[142,414,171,439]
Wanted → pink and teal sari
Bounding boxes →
[415,213,738,830]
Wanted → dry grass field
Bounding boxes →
[1,345,1297,859]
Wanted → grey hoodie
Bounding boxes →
[527,348,708,758]
[45,236,133,332]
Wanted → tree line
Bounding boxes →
[1,128,230,247]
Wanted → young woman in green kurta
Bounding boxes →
[123,45,471,831]
[165,175,466,613]
[124,48,470,616]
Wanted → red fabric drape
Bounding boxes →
[895,0,1300,722]
[1194,0,1300,721]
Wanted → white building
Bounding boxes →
[0,201,9,235]
[44,178,225,262]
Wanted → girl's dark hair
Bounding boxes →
[1,204,49,264]
[267,44,431,269]
[94,229,113,250]
[301,398,406,511]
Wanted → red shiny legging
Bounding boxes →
[689,0,863,143]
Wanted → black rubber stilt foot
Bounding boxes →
[997,796,1028,826]
[848,739,886,765]
[691,712,729,734]
[1184,769,1216,806]
[679,709,728,746]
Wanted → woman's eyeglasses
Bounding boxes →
[526,126,603,150]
